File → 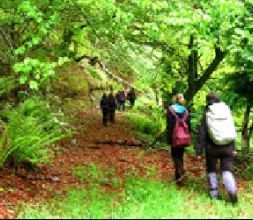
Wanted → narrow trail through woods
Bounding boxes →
[0,105,246,218]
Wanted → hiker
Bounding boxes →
[108,92,117,123]
[117,90,126,111]
[166,93,191,186]
[195,92,238,204]
[127,88,136,109]
[100,93,109,127]
[116,91,121,110]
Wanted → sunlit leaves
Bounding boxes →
[13,58,57,90]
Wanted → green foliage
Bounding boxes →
[126,111,164,142]
[0,96,68,167]
[87,65,103,80]
[241,163,253,180]
[13,57,69,91]
[126,97,166,142]
[226,72,253,105]
[0,77,16,97]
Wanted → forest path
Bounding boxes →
[0,105,246,218]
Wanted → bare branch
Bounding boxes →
[0,27,13,52]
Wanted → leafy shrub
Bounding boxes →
[0,77,16,97]
[0,96,69,168]
[126,105,166,141]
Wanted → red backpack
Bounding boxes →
[169,107,191,148]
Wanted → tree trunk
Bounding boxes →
[187,35,199,108]
[185,47,226,103]
[241,104,251,154]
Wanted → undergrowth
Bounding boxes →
[126,104,166,143]
[0,96,70,168]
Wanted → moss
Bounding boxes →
[54,62,90,97]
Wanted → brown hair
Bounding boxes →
[206,92,220,104]
[172,93,186,105]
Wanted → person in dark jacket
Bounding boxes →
[100,93,109,127]
[117,90,126,111]
[195,92,238,204]
[116,91,121,110]
[127,88,136,109]
[108,92,117,123]
[166,93,191,186]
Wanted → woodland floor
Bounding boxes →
[0,105,248,218]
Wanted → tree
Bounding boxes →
[114,0,246,104]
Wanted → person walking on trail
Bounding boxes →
[195,92,238,204]
[108,92,117,123]
[166,93,191,186]
[117,90,126,111]
[127,88,136,109]
[100,93,109,127]
[116,91,121,110]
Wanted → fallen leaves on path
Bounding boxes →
[0,106,248,218]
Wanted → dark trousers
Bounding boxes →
[109,110,115,123]
[102,109,108,126]
[205,145,234,173]
[118,101,125,111]
[129,99,135,108]
[171,147,185,182]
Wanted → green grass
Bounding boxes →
[73,163,120,188]
[17,173,253,219]
[17,185,117,219]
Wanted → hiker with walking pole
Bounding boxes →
[195,92,238,204]
[166,93,191,186]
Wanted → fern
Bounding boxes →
[0,96,70,168]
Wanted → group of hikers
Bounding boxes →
[100,89,238,204]
[100,87,136,127]
[167,92,238,204]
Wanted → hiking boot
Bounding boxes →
[176,180,184,187]
[176,176,185,187]
[229,194,238,205]
[209,194,223,201]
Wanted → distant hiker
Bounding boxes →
[195,92,238,204]
[116,91,121,110]
[100,93,109,127]
[166,93,191,186]
[127,88,136,109]
[108,93,117,123]
[117,90,126,111]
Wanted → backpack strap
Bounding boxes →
[169,107,188,121]
[182,109,189,121]
[168,107,179,120]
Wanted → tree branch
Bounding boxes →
[185,47,226,102]
[128,39,188,69]
[75,54,156,101]
[0,27,13,53]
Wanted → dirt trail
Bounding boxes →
[0,105,246,218]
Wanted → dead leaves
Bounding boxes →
[0,105,247,218]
